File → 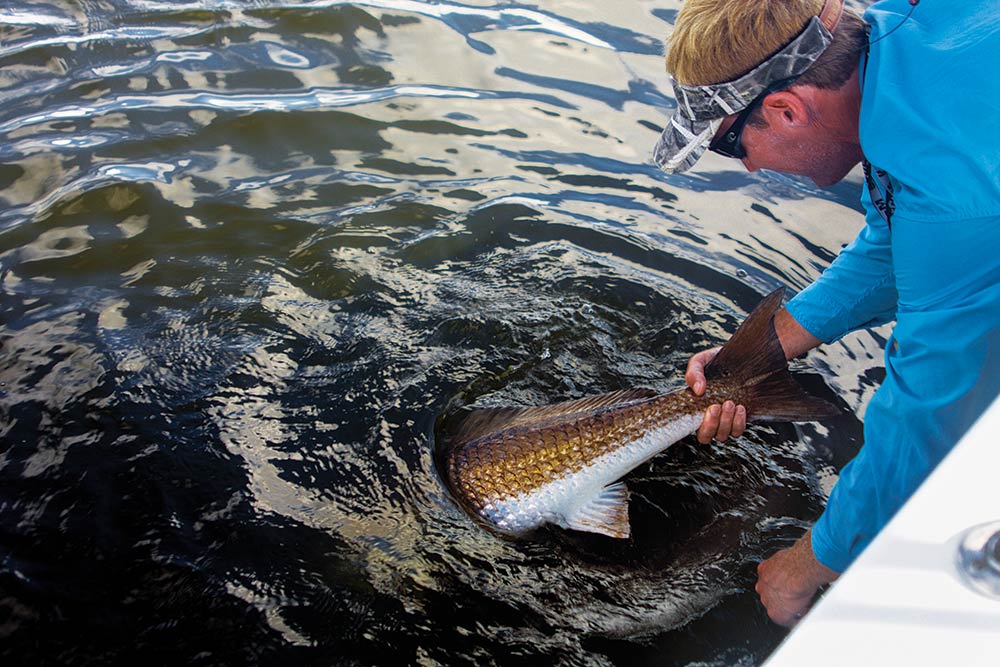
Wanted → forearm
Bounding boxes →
[784,209,898,345]
[774,307,822,360]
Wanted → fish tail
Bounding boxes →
[704,288,839,421]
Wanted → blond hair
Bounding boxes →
[667,0,865,89]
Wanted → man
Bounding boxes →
[654,0,1000,625]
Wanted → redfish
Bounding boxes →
[438,288,837,539]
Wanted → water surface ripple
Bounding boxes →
[0,1,880,665]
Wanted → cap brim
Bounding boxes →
[653,14,836,175]
[653,113,721,174]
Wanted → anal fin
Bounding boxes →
[563,482,631,539]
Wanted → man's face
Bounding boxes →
[738,121,863,186]
[711,87,863,187]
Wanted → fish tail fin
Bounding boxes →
[705,288,839,421]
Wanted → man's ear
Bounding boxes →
[761,90,810,127]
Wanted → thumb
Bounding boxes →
[685,358,707,395]
[686,347,719,395]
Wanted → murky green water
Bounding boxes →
[0,1,881,665]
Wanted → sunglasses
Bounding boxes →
[709,77,798,160]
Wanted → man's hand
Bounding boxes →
[685,346,747,443]
[685,306,822,444]
[756,530,839,626]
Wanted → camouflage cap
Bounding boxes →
[654,0,844,174]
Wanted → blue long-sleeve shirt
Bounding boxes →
[786,0,1000,572]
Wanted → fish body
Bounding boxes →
[439,289,838,539]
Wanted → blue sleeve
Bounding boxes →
[786,186,898,343]
[810,212,1000,572]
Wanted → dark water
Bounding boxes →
[0,1,883,665]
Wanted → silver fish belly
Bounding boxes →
[476,412,704,536]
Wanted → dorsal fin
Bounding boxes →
[444,388,658,448]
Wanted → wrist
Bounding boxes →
[774,307,822,360]
[796,530,839,587]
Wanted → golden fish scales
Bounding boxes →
[448,396,691,509]
[448,380,763,508]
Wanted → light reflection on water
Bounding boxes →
[0,1,880,665]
